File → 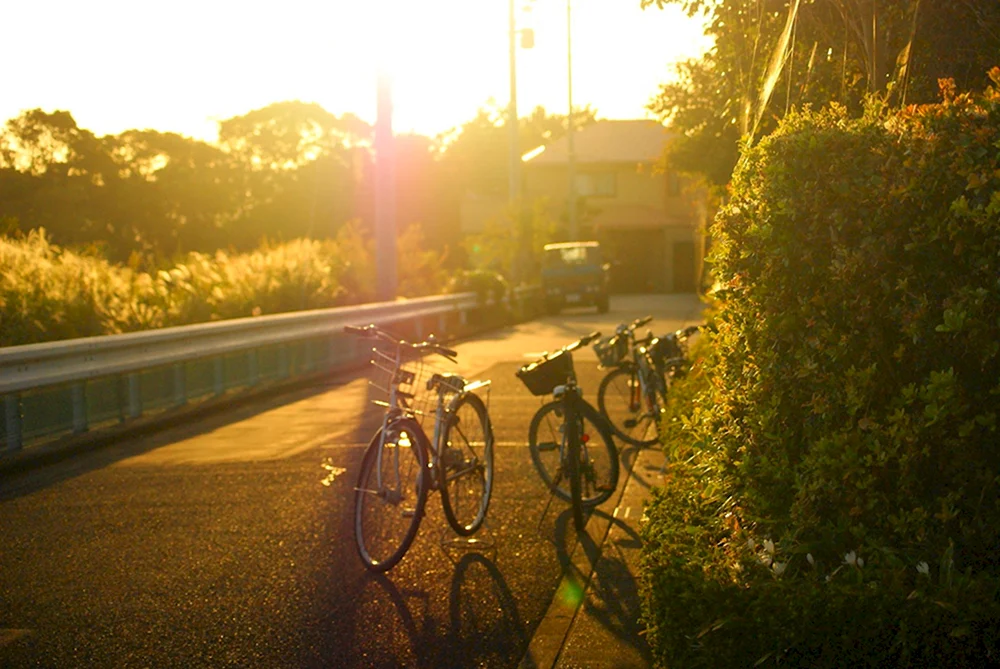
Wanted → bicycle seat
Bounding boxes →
[427,372,468,393]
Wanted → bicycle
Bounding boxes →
[516,331,619,532]
[595,321,701,447]
[345,324,495,572]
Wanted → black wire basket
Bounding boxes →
[516,349,575,396]
[593,335,629,368]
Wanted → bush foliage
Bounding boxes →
[641,74,1000,667]
[0,221,448,347]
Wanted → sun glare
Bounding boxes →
[2,0,710,142]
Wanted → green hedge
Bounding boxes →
[641,74,1000,667]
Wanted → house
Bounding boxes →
[522,119,706,294]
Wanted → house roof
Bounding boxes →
[522,119,672,166]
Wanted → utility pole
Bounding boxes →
[375,69,396,301]
[508,0,520,208]
[509,0,535,284]
[566,0,577,241]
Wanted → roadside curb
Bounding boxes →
[518,447,663,669]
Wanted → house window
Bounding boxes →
[574,172,616,197]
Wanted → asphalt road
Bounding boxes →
[0,294,704,669]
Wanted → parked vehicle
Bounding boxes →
[540,241,610,314]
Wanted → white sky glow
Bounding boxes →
[2,0,711,142]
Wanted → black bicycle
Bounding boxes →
[346,324,495,572]
[516,331,619,532]
[596,322,701,447]
[593,316,660,446]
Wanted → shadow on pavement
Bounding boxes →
[342,551,526,669]
[0,374,380,502]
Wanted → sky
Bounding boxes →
[2,0,712,143]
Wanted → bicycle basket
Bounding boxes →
[516,349,575,396]
[593,335,628,367]
[369,346,450,425]
[650,334,684,364]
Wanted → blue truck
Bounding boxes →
[541,241,611,314]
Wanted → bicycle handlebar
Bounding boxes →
[343,324,458,361]
[606,316,653,348]
[562,330,602,355]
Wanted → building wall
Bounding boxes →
[521,161,705,293]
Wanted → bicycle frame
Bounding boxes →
[374,350,490,497]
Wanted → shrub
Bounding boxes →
[641,74,1000,667]
[446,269,509,305]
[0,222,450,347]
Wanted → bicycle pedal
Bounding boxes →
[624,419,638,428]
[536,441,558,452]
[401,508,417,518]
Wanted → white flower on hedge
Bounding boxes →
[844,551,858,567]
[772,561,787,576]
[747,537,757,552]
[857,557,864,568]
[917,561,930,576]
[760,553,773,567]
[806,553,815,566]
[764,539,775,556]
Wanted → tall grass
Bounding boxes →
[1,223,447,347]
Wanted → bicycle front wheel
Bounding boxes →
[528,399,619,507]
[597,364,660,447]
[354,422,428,572]
[566,417,586,531]
[439,392,495,536]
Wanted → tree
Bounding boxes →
[106,129,241,256]
[0,109,118,249]
[643,0,1000,188]
[216,101,372,250]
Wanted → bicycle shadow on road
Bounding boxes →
[344,552,526,669]
[618,444,666,492]
[545,507,652,666]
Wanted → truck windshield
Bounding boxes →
[545,246,600,267]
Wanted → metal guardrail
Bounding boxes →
[1,288,543,453]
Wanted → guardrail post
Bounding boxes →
[213,358,225,396]
[173,364,187,405]
[437,314,446,336]
[4,394,22,451]
[71,383,88,434]
[127,373,142,419]
[278,345,290,379]
[460,308,469,328]
[304,341,314,371]
[248,350,259,386]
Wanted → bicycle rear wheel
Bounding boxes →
[528,399,619,507]
[439,392,495,536]
[354,422,428,572]
[597,364,660,447]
